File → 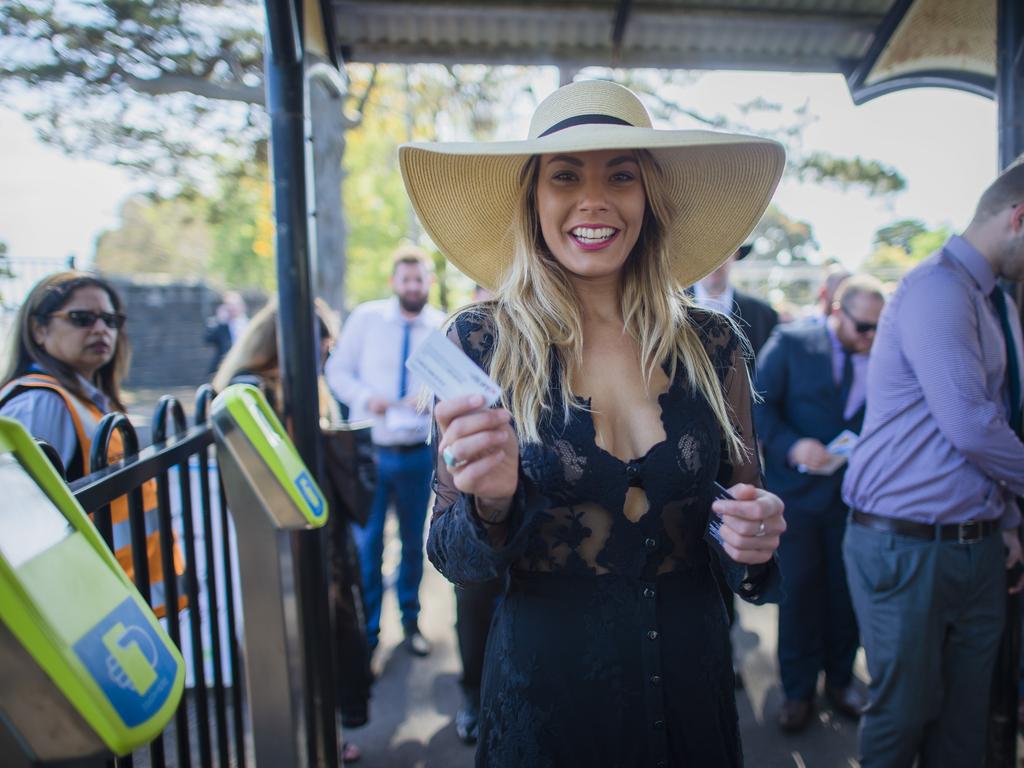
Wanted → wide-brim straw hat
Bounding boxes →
[399,80,785,291]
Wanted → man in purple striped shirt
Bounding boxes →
[842,162,1024,767]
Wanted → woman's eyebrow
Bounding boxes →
[607,155,639,167]
[545,154,584,167]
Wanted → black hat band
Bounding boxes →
[538,114,633,138]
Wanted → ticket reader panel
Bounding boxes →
[211,384,327,529]
[210,384,328,767]
[0,418,184,763]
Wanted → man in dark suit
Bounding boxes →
[693,243,779,355]
[755,274,885,732]
[204,291,248,373]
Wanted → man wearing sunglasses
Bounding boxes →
[842,161,1024,768]
[754,274,885,733]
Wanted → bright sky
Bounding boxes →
[0,68,998,270]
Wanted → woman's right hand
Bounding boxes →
[435,394,519,519]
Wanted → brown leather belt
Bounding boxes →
[851,509,998,544]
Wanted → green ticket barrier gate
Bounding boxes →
[210,384,328,767]
[0,417,184,766]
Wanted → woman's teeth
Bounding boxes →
[571,226,616,243]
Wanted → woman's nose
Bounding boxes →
[577,179,610,211]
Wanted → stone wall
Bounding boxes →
[110,278,222,388]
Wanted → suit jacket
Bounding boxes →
[732,290,778,357]
[754,322,864,515]
[204,321,233,373]
[684,286,778,358]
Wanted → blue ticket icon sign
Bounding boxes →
[74,597,177,727]
[295,470,325,518]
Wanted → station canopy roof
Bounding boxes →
[325,0,996,103]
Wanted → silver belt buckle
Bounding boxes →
[957,520,983,544]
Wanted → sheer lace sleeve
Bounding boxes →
[426,309,547,586]
[716,329,763,490]
[695,310,782,604]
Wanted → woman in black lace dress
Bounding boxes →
[400,80,788,767]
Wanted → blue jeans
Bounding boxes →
[843,518,1005,768]
[352,444,433,647]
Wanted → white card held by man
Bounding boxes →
[797,429,859,476]
[405,329,502,406]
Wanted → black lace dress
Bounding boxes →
[427,308,782,768]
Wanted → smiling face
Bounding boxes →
[31,286,119,380]
[535,149,647,284]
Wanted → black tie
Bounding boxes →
[838,348,854,417]
[991,287,1022,436]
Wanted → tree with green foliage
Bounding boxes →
[94,195,212,278]
[873,219,929,253]
[1,0,370,309]
[206,160,275,289]
[597,69,906,196]
[863,220,950,279]
[746,205,819,265]
[2,0,908,312]
[341,65,535,306]
[0,0,265,181]
[0,241,11,278]
[0,241,12,306]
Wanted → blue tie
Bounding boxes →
[398,321,412,398]
[991,287,1022,436]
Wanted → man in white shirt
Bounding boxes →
[325,246,445,657]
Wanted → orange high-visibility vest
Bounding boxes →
[0,373,187,617]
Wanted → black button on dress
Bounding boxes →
[428,308,781,768]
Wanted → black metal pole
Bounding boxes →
[997,0,1024,171]
[263,2,338,766]
[990,1,1024,765]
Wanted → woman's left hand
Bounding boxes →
[712,483,786,565]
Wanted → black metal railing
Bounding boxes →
[68,387,247,768]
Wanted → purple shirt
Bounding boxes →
[842,236,1024,528]
[826,324,869,420]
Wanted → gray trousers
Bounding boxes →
[843,520,1006,768]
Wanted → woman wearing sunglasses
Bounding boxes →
[0,270,186,617]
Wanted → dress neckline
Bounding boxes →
[572,384,674,468]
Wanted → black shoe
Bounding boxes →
[825,684,866,719]
[778,699,813,733]
[455,699,480,745]
[403,623,431,657]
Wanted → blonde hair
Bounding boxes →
[833,273,886,310]
[212,299,338,418]
[212,301,279,395]
[484,150,748,462]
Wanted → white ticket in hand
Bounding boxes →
[405,329,502,405]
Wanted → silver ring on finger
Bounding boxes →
[755,520,767,538]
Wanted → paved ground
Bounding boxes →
[345,527,863,768]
